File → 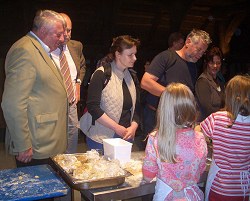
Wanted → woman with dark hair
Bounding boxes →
[195,46,225,121]
[80,35,140,150]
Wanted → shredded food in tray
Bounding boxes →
[122,159,144,187]
[53,150,126,180]
[123,159,143,175]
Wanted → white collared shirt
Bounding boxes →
[51,45,78,95]
[29,31,50,54]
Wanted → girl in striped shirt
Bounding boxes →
[200,75,250,201]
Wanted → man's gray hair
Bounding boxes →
[187,29,212,45]
[32,9,66,31]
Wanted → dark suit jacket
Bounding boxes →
[67,40,86,83]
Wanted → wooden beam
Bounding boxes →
[169,0,194,32]
[219,12,247,55]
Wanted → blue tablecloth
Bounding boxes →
[0,164,69,201]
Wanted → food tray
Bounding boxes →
[50,154,127,190]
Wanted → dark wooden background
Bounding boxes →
[1,0,250,129]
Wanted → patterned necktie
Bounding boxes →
[59,45,74,103]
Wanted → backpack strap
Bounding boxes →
[102,64,140,89]
[103,63,112,89]
[128,68,140,88]
[89,63,112,126]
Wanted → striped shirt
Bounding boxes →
[200,111,250,197]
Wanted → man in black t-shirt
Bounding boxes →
[140,29,212,145]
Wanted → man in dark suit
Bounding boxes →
[51,13,86,153]
[2,10,68,167]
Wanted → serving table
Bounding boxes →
[81,180,155,201]
[80,152,210,201]
[80,152,152,201]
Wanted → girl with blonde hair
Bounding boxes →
[143,83,207,200]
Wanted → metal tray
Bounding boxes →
[50,154,127,190]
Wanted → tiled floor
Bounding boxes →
[0,128,145,201]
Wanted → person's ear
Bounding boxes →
[185,38,192,48]
[115,51,120,58]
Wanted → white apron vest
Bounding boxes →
[205,158,250,201]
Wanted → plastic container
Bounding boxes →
[103,138,132,164]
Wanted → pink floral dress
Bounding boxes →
[142,128,207,200]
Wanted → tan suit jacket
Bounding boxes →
[1,32,68,159]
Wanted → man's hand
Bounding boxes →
[75,83,81,103]
[16,148,33,163]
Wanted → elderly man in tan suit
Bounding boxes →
[1,10,68,167]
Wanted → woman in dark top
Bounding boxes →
[195,46,225,122]
[80,35,140,150]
